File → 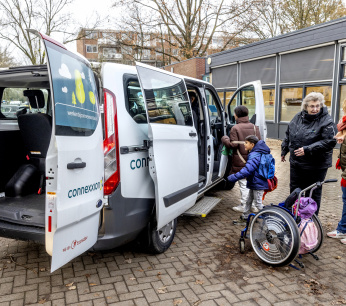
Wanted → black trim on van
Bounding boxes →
[163,183,199,207]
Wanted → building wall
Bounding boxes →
[206,17,346,139]
[162,58,206,79]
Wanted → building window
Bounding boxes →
[217,92,224,108]
[263,88,275,121]
[339,85,346,120]
[85,31,98,39]
[86,44,98,53]
[281,87,303,122]
[225,91,235,114]
[212,37,223,49]
[305,85,332,114]
[121,45,132,55]
[103,48,122,59]
[142,49,151,59]
[172,49,179,56]
[241,86,256,121]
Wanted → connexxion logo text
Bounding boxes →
[68,179,103,198]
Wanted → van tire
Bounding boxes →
[146,218,177,254]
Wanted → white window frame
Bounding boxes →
[85,31,98,39]
[86,44,98,53]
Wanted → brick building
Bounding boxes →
[162,58,207,80]
[76,28,238,68]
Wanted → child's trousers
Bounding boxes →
[242,190,264,218]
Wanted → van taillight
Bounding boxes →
[103,89,120,195]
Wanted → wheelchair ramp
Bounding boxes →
[183,196,222,217]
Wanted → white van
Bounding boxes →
[0,32,266,272]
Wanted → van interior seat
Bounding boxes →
[11,90,52,195]
[18,90,51,161]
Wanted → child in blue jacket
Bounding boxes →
[228,135,270,223]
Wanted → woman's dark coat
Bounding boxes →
[281,107,337,170]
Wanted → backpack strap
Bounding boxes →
[229,140,246,164]
[253,124,256,137]
[237,149,246,164]
[299,220,310,237]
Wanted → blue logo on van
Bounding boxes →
[130,157,150,170]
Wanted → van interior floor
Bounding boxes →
[0,194,45,227]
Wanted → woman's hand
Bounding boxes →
[294,147,305,156]
[281,155,286,162]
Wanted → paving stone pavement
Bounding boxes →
[0,139,346,306]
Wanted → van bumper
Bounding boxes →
[0,220,44,243]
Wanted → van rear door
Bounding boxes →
[35,32,104,272]
[136,62,199,230]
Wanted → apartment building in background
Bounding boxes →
[76,28,250,68]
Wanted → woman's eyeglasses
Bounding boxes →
[307,104,321,109]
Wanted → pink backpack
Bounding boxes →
[298,219,318,254]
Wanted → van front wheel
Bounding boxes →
[147,218,177,254]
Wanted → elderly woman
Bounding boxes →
[281,92,337,214]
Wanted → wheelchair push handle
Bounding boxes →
[323,179,338,184]
[295,178,338,218]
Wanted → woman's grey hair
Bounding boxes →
[301,92,325,111]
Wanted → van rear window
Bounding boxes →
[45,41,99,136]
[0,88,49,119]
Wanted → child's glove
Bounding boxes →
[227,174,237,182]
[336,158,341,170]
[341,178,346,187]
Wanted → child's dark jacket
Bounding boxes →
[228,140,270,190]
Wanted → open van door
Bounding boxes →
[32,31,104,272]
[227,80,267,140]
[136,62,199,230]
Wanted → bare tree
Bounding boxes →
[244,0,287,40]
[112,0,258,65]
[0,0,73,65]
[0,0,103,65]
[0,46,17,67]
[247,0,346,40]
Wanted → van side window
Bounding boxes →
[0,88,49,119]
[240,86,256,121]
[136,65,193,126]
[205,88,221,121]
[126,80,148,124]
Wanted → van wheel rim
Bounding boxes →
[158,220,174,243]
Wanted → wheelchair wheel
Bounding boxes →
[309,214,324,253]
[249,206,300,267]
[239,238,245,254]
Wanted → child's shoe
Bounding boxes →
[251,205,259,213]
[341,238,346,245]
[327,230,346,239]
[232,205,245,213]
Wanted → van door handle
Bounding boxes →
[189,132,197,137]
[67,162,86,169]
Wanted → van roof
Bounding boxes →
[101,62,210,86]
